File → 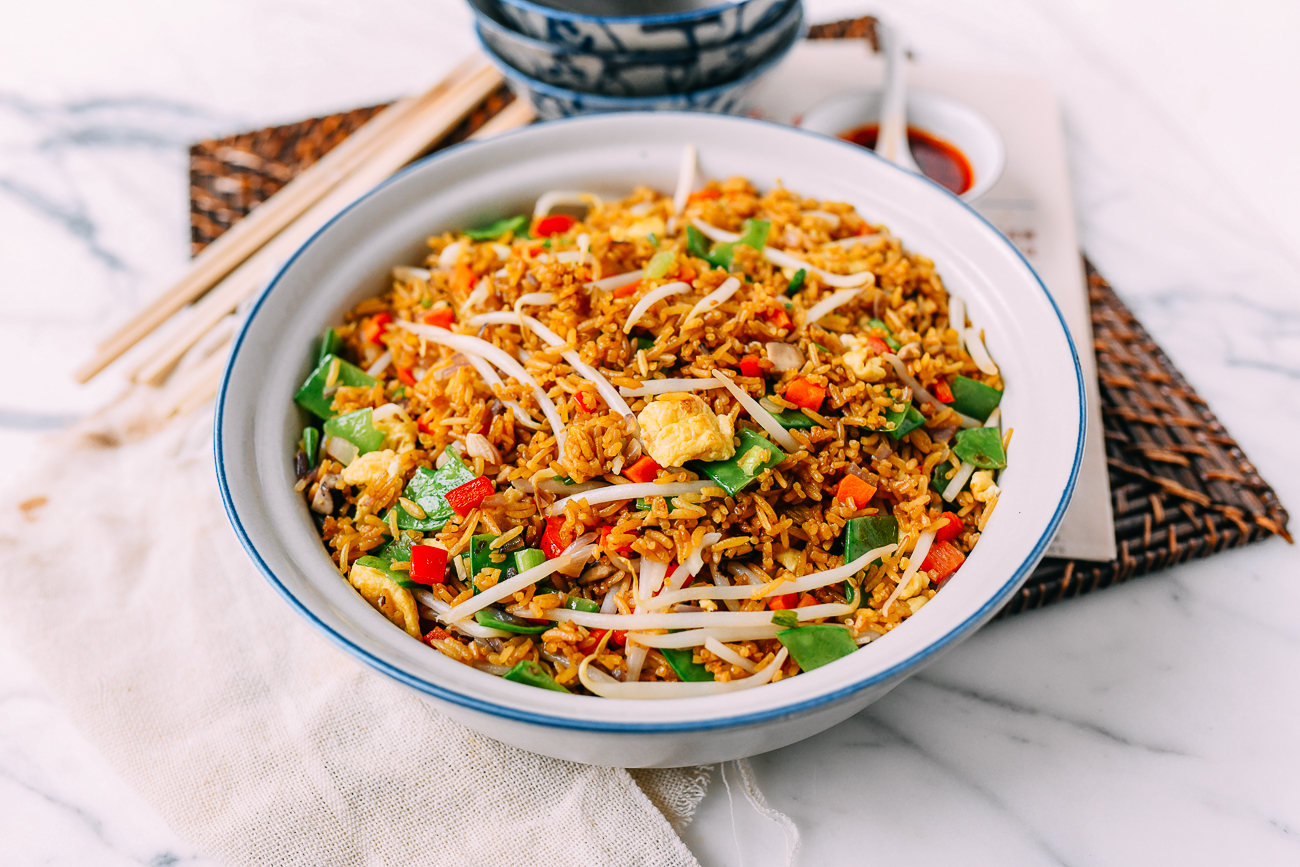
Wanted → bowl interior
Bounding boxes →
[800,90,1006,201]
[217,112,1082,733]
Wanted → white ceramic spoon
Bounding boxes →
[873,22,922,173]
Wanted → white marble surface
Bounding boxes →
[2,1,1298,864]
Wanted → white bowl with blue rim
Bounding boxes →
[494,0,792,53]
[478,4,801,118]
[471,0,802,97]
[216,112,1084,768]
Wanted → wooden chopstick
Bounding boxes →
[130,59,504,387]
[173,86,537,415]
[74,55,489,385]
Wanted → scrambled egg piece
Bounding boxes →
[341,449,396,487]
[348,562,421,638]
[373,403,418,452]
[611,216,667,241]
[839,333,886,382]
[637,394,735,468]
[970,470,1001,503]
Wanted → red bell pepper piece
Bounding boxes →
[921,540,966,585]
[396,366,417,387]
[763,306,792,331]
[686,189,721,204]
[541,515,568,559]
[574,389,597,413]
[362,312,392,344]
[445,476,493,517]
[580,628,626,652]
[769,592,799,610]
[865,335,891,355]
[796,593,819,608]
[739,356,763,378]
[676,263,697,284]
[410,544,448,584]
[451,263,476,296]
[623,455,661,484]
[422,306,455,328]
[424,626,450,644]
[600,525,635,555]
[534,214,575,237]
[934,511,964,544]
[835,474,878,509]
[785,377,826,412]
[932,378,955,403]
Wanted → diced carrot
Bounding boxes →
[932,378,954,403]
[452,263,476,296]
[396,366,417,386]
[623,455,661,484]
[934,511,964,544]
[836,474,878,509]
[795,593,819,608]
[534,214,575,236]
[676,263,697,284]
[769,592,799,610]
[362,312,392,344]
[739,356,763,378]
[613,280,642,298]
[687,189,721,204]
[921,540,966,585]
[785,377,826,412]
[422,306,455,328]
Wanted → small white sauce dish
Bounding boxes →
[799,89,1006,203]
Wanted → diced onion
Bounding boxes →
[949,295,967,355]
[638,557,669,603]
[396,321,565,455]
[623,626,782,648]
[672,144,697,216]
[804,288,863,325]
[683,277,740,325]
[549,481,719,516]
[765,341,804,371]
[705,637,757,673]
[882,530,935,615]
[438,239,466,269]
[578,647,787,699]
[618,377,725,397]
[465,432,501,464]
[534,190,600,218]
[710,370,799,452]
[589,269,644,293]
[802,210,842,228]
[963,327,999,375]
[762,246,875,289]
[445,547,595,622]
[393,265,431,282]
[324,436,357,467]
[364,350,392,378]
[623,281,690,333]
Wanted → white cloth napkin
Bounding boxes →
[0,404,708,866]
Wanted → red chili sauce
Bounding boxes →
[840,124,973,196]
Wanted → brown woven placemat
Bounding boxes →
[188,18,1289,617]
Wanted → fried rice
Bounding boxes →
[291,156,1009,698]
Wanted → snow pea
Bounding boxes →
[767,403,820,430]
[949,375,1003,422]
[687,428,785,497]
[785,268,806,296]
[353,555,418,589]
[301,426,320,466]
[294,353,377,420]
[867,319,902,350]
[502,660,570,693]
[661,647,715,682]
[686,219,770,270]
[843,516,898,566]
[953,427,1007,469]
[563,595,600,613]
[931,460,958,501]
[468,533,503,591]
[323,408,385,454]
[318,328,345,365]
[463,214,527,240]
[777,624,858,671]
[884,404,926,439]
[474,608,550,635]
[392,448,477,531]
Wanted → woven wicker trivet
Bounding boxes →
[188,18,1289,617]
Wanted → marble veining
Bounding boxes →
[2,0,1299,865]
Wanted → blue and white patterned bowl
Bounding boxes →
[478,4,802,119]
[495,0,791,53]
[471,0,801,97]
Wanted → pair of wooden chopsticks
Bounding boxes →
[76,52,535,415]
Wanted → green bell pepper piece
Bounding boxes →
[785,268,807,296]
[324,408,385,455]
[777,624,858,671]
[661,647,715,682]
[502,660,570,693]
[867,319,902,351]
[463,214,527,240]
[884,404,926,439]
[294,354,377,420]
[953,427,1007,469]
[949,375,1003,422]
[687,428,785,497]
[563,595,600,613]
[392,448,477,531]
[843,516,898,566]
[513,548,546,574]
[301,426,320,465]
[686,219,770,270]
[318,328,345,365]
[353,555,418,589]
[474,608,550,635]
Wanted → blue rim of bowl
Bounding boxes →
[473,0,800,62]
[476,4,803,106]
[498,0,785,27]
[215,111,1085,734]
